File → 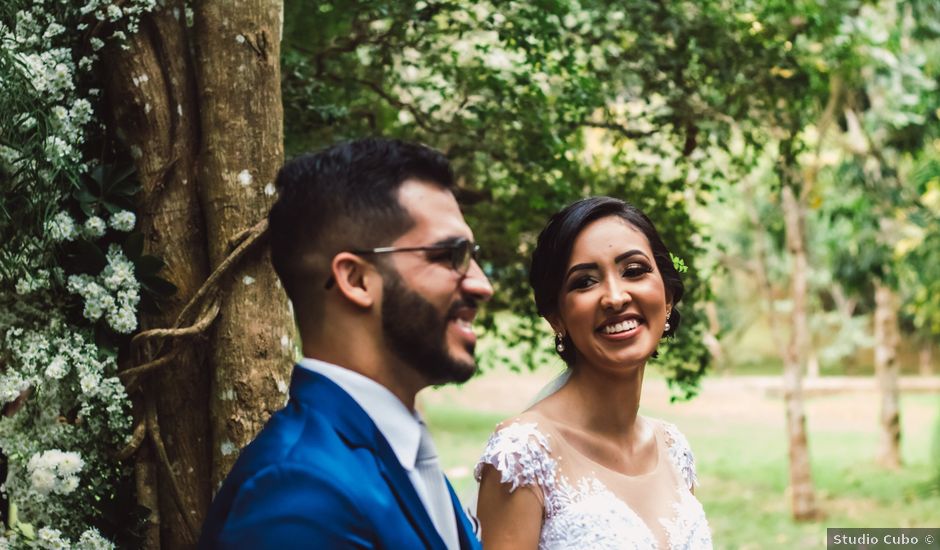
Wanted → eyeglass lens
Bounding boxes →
[452,240,479,274]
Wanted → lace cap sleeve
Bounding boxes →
[662,421,699,491]
[474,422,557,496]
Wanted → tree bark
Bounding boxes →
[919,340,934,376]
[873,281,902,469]
[702,301,724,371]
[191,0,294,489]
[102,7,211,548]
[102,1,292,546]
[780,182,817,520]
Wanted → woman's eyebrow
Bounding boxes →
[565,262,597,280]
[614,249,650,264]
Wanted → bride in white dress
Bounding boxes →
[475,197,712,549]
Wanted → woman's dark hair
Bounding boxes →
[529,196,685,365]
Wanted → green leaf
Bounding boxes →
[140,274,177,297]
[123,232,144,260]
[135,254,165,276]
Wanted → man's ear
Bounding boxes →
[331,252,378,308]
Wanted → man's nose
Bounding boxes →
[461,259,494,301]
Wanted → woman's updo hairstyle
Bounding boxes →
[528,196,685,366]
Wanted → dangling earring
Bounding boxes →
[555,332,566,353]
[664,308,672,333]
[664,321,671,332]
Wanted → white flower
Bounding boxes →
[109,210,135,232]
[0,372,31,404]
[80,372,99,394]
[57,452,84,475]
[77,528,115,550]
[45,356,68,379]
[84,216,107,237]
[107,305,137,333]
[43,22,66,39]
[44,135,74,163]
[106,4,123,21]
[15,279,32,295]
[71,98,93,125]
[47,211,78,241]
[30,467,56,495]
[90,36,105,51]
[27,450,85,499]
[102,261,134,290]
[37,527,69,550]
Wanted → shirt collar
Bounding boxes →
[297,357,422,470]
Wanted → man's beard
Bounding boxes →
[380,268,477,385]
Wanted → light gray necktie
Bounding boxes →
[417,421,460,550]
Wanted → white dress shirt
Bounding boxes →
[297,357,459,549]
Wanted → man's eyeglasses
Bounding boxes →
[324,238,481,289]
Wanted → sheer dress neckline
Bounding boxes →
[545,416,664,480]
[475,417,713,549]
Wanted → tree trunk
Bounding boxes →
[919,340,934,376]
[873,281,902,468]
[102,7,211,548]
[702,301,724,371]
[102,1,292,546]
[806,351,820,379]
[780,182,817,521]
[191,0,294,489]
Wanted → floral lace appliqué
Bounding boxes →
[474,422,557,495]
[663,422,698,491]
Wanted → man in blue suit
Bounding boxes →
[199,138,493,549]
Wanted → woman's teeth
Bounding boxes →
[602,319,639,334]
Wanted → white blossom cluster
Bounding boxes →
[0,0,154,545]
[14,268,54,296]
[67,244,141,334]
[0,0,156,270]
[27,450,84,498]
[0,318,131,543]
[0,526,114,550]
[45,211,79,243]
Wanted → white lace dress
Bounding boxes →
[474,417,712,549]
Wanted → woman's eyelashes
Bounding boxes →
[568,275,597,291]
[567,263,653,291]
[622,263,653,278]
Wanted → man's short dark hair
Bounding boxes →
[268,137,455,314]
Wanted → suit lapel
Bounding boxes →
[289,367,445,549]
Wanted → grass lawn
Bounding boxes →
[421,367,940,549]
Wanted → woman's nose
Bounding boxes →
[600,280,630,310]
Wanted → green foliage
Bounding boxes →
[1,0,158,545]
[282,0,716,397]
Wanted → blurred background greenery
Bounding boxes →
[282,0,940,543]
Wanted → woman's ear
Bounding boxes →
[546,313,566,336]
[331,252,377,308]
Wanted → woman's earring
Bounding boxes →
[664,321,671,332]
[555,332,565,353]
[664,309,672,333]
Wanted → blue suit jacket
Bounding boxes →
[199,367,481,549]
